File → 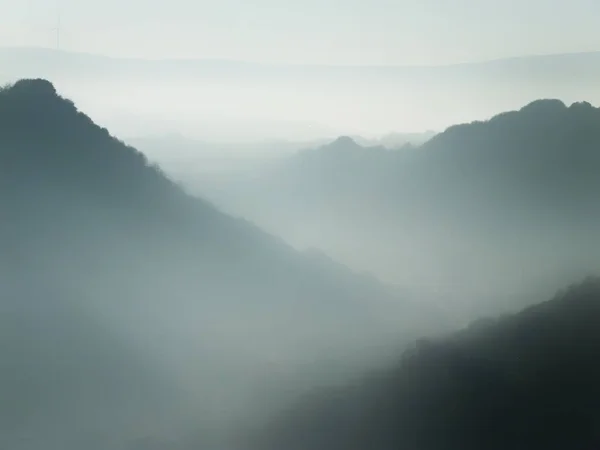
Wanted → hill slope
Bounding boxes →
[254,276,600,450]
[0,79,441,447]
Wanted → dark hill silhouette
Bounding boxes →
[253,276,600,450]
[202,100,600,314]
[0,79,442,448]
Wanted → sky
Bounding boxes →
[0,0,599,65]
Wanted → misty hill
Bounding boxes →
[201,100,600,316]
[254,276,600,450]
[4,47,600,140]
[126,133,434,201]
[0,79,442,447]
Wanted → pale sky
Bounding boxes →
[0,0,598,65]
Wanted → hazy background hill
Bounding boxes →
[192,99,600,319]
[0,79,444,448]
[2,47,600,143]
[125,131,436,196]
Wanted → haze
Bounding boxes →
[2,0,600,449]
[3,0,600,64]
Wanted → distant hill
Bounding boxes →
[201,100,600,315]
[0,79,442,448]
[350,130,436,148]
[2,47,600,85]
[126,133,434,198]
[3,47,600,140]
[253,276,600,450]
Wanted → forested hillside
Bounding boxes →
[0,79,440,447]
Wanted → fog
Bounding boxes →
[2,12,600,449]
[156,103,600,321]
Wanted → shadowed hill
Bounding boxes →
[253,276,600,450]
[0,79,442,447]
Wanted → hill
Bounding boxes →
[253,276,600,450]
[202,100,600,316]
[0,79,442,448]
